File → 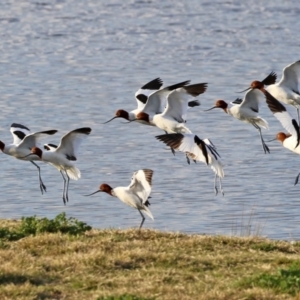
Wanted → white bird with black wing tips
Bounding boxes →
[86,169,154,230]
[22,127,92,205]
[0,123,57,194]
[156,133,224,195]
[244,61,300,124]
[206,88,270,154]
[135,82,207,132]
[103,77,163,124]
[264,90,300,184]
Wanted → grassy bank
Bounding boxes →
[0,214,300,299]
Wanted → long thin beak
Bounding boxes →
[84,190,102,196]
[204,106,217,112]
[102,116,119,124]
[236,87,251,93]
[266,138,277,142]
[20,153,37,159]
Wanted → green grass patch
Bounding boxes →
[238,261,300,295]
[0,213,91,241]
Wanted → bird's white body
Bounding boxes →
[139,83,207,133]
[227,89,268,129]
[151,114,192,134]
[39,150,81,180]
[112,186,153,219]
[266,61,300,108]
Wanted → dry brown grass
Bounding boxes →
[0,220,300,300]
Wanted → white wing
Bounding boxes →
[155,133,224,178]
[55,127,91,160]
[129,169,153,203]
[240,88,264,113]
[264,90,299,137]
[135,78,163,110]
[10,123,31,145]
[279,60,300,92]
[17,129,58,150]
[142,80,190,115]
[162,83,207,122]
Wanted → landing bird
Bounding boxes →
[0,123,57,194]
[23,127,92,205]
[263,90,300,184]
[245,61,300,124]
[156,133,224,195]
[205,88,270,154]
[86,169,154,230]
[135,82,207,133]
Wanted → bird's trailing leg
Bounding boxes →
[30,161,46,194]
[253,123,270,154]
[65,172,70,203]
[138,209,145,230]
[60,171,67,205]
[218,176,224,196]
[214,174,218,195]
[186,153,190,165]
[294,172,300,185]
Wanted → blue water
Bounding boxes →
[0,0,299,240]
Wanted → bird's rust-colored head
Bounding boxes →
[250,80,265,91]
[31,147,43,158]
[136,112,150,123]
[276,132,290,143]
[205,100,228,113]
[0,141,5,152]
[103,109,130,124]
[100,183,113,195]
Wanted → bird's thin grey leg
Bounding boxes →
[297,108,300,127]
[218,176,224,196]
[164,130,175,155]
[214,174,218,195]
[60,171,67,205]
[65,172,70,203]
[252,123,270,154]
[30,161,46,194]
[294,172,300,185]
[138,209,145,230]
[186,153,190,165]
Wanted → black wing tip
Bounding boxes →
[44,143,58,150]
[11,123,30,131]
[43,130,58,135]
[194,135,209,165]
[264,90,286,113]
[142,169,154,186]
[188,100,201,107]
[141,77,163,90]
[136,94,148,104]
[262,71,277,85]
[184,82,208,96]
[12,130,26,141]
[167,80,191,91]
[74,127,92,135]
[232,98,243,104]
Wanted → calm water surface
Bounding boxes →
[0,0,299,240]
